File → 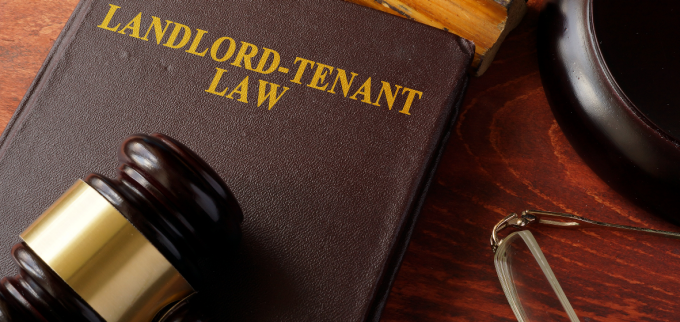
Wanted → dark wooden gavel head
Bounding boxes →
[0,134,242,322]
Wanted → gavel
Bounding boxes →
[0,134,243,322]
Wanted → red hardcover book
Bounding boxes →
[0,0,473,320]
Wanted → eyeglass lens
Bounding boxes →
[495,231,579,322]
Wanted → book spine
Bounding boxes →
[365,74,470,321]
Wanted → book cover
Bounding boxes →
[0,0,473,320]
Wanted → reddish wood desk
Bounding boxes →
[3,0,678,321]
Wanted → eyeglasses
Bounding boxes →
[491,210,680,322]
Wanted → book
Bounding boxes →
[0,0,473,320]
[346,0,527,75]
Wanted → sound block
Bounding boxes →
[538,0,680,221]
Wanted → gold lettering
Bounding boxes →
[231,42,259,70]
[163,23,192,49]
[290,57,315,84]
[185,29,209,57]
[117,12,143,38]
[226,76,249,103]
[210,37,237,62]
[141,17,173,44]
[399,88,423,115]
[372,81,402,110]
[205,68,229,96]
[257,80,289,110]
[253,48,281,74]
[349,77,372,103]
[97,4,122,32]
[328,69,358,97]
[307,63,334,91]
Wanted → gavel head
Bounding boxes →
[18,133,243,322]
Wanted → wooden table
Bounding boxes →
[3,0,679,321]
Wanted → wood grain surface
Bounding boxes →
[2,0,679,321]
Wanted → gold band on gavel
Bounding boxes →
[20,180,194,322]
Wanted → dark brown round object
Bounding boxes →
[0,134,242,321]
[88,133,243,289]
[538,0,680,221]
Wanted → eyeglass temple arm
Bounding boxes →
[491,210,680,253]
